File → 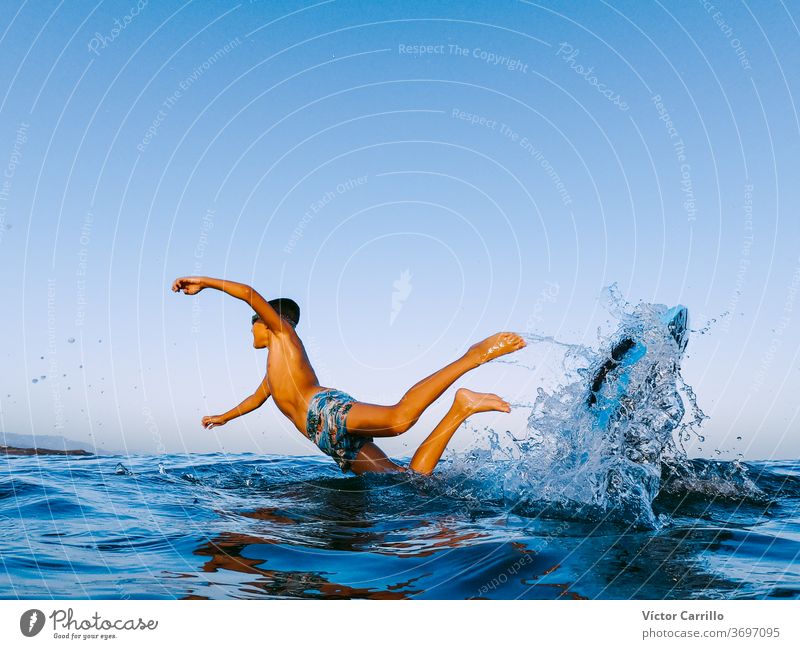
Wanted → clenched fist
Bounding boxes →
[172,276,207,295]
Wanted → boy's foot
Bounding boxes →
[455,388,511,414]
[468,332,526,365]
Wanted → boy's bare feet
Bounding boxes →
[468,332,526,365]
[455,387,511,414]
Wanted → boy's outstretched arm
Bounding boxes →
[172,275,285,332]
[202,375,272,429]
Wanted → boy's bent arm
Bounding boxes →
[172,276,285,332]
[202,376,271,429]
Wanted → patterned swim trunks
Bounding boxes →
[305,388,372,473]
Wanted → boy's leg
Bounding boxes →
[347,389,511,476]
[346,332,525,436]
[349,442,407,475]
[408,388,510,475]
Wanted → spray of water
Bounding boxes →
[442,284,752,529]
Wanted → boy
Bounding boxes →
[172,276,526,475]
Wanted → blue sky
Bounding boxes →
[0,0,798,460]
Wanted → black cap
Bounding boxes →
[252,298,300,328]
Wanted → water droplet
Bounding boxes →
[31,378,38,384]
[67,337,75,343]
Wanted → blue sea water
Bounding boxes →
[1,289,798,599]
[0,453,798,599]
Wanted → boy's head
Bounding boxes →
[251,298,300,347]
[265,297,300,328]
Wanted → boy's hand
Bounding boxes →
[201,414,227,429]
[172,276,206,295]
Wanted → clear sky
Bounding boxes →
[0,0,798,460]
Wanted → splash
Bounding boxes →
[451,284,720,529]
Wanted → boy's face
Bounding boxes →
[251,319,270,348]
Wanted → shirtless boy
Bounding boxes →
[172,276,526,475]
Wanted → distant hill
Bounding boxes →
[1,446,92,456]
[0,432,96,453]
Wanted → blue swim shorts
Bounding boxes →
[306,388,372,473]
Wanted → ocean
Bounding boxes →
[0,453,798,599]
